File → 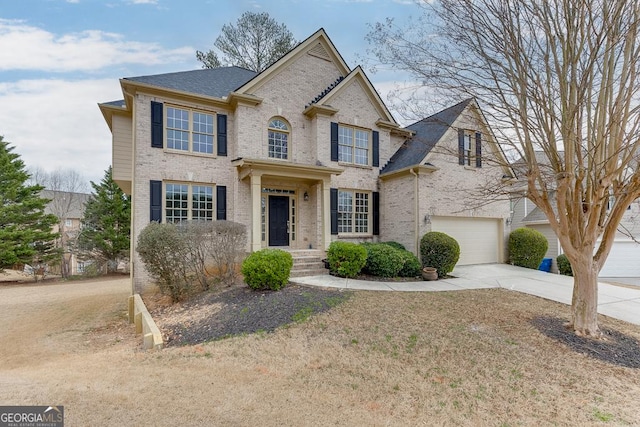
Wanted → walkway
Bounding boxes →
[291,263,640,326]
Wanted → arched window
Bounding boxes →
[268,118,289,160]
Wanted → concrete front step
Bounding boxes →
[287,249,328,277]
[290,268,328,278]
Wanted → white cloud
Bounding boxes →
[127,0,158,4]
[0,78,122,184]
[0,19,193,72]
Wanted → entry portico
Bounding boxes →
[232,158,343,252]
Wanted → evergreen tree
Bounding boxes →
[0,136,58,270]
[79,167,131,271]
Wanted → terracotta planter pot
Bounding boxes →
[422,267,438,281]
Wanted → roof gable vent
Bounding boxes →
[308,42,331,61]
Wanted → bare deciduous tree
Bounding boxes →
[367,0,640,337]
[30,168,89,278]
[196,11,297,72]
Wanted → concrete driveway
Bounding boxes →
[291,264,640,326]
[599,277,640,288]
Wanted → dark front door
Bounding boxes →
[268,196,289,246]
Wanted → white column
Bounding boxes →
[250,173,262,252]
[321,178,332,250]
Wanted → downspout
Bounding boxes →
[410,168,419,256]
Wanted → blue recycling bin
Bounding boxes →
[538,258,552,272]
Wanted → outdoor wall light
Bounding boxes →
[303,191,309,201]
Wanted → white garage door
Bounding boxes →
[431,216,501,265]
[599,240,640,277]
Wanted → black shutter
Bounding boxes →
[150,180,162,222]
[151,101,163,148]
[458,129,465,165]
[330,188,338,235]
[330,122,339,162]
[475,132,482,168]
[372,131,379,167]
[372,191,380,235]
[216,186,227,220]
[217,114,227,156]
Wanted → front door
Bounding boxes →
[268,196,289,246]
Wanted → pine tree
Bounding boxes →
[79,167,131,272]
[0,136,58,270]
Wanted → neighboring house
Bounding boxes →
[42,190,91,275]
[510,154,640,276]
[98,28,512,291]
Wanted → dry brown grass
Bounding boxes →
[1,278,640,426]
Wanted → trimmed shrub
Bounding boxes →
[397,250,422,277]
[362,243,404,277]
[381,241,406,251]
[420,232,460,278]
[557,254,573,276]
[509,227,548,269]
[327,241,367,278]
[241,249,293,291]
[136,222,192,302]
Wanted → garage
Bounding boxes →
[430,216,502,265]
[599,240,640,277]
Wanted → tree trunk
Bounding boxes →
[569,253,600,337]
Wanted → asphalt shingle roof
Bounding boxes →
[124,66,258,98]
[381,99,473,174]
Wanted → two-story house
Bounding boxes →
[99,29,512,292]
[42,189,92,275]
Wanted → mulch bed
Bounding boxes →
[147,284,352,346]
[532,316,640,368]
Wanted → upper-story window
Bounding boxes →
[458,129,482,168]
[166,106,214,154]
[268,118,289,160]
[462,132,473,166]
[339,125,369,166]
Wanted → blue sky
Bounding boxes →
[0,0,420,185]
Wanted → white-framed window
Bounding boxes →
[338,190,370,234]
[338,125,369,166]
[77,260,92,274]
[166,106,214,154]
[268,117,289,159]
[64,219,73,227]
[462,132,473,166]
[165,183,214,223]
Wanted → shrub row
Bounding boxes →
[326,240,428,279]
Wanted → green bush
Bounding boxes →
[136,222,192,302]
[362,243,404,277]
[381,241,406,251]
[241,249,293,291]
[557,254,573,276]
[327,241,367,278]
[508,227,548,269]
[397,250,422,277]
[420,232,460,278]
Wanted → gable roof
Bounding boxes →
[123,66,257,99]
[381,99,474,174]
[236,28,351,95]
[42,190,91,219]
[306,66,398,125]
